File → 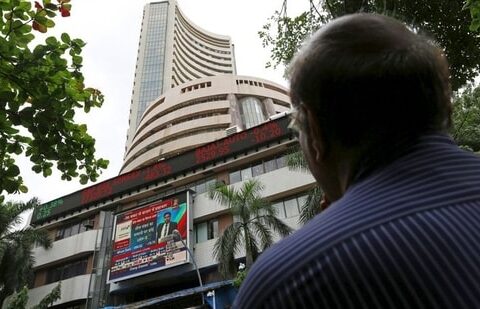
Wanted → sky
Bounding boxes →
[8,0,308,205]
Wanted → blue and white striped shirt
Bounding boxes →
[234,134,480,308]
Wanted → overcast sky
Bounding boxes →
[8,0,308,205]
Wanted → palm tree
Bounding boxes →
[0,198,51,305]
[209,179,293,277]
[286,146,325,224]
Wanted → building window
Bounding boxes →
[251,162,264,177]
[229,170,241,183]
[284,198,300,218]
[45,258,88,284]
[229,154,288,184]
[272,202,286,218]
[240,97,266,129]
[189,178,216,195]
[271,194,308,219]
[54,218,94,241]
[195,219,219,243]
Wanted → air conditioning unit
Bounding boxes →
[268,111,289,121]
[225,125,240,136]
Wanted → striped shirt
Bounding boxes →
[234,134,480,308]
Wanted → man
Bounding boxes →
[157,211,178,241]
[234,13,480,308]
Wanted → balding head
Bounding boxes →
[289,13,452,153]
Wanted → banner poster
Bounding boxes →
[108,192,189,283]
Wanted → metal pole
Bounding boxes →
[172,230,204,305]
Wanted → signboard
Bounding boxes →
[108,191,191,283]
[31,116,292,224]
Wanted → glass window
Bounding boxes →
[205,179,217,192]
[276,155,287,169]
[196,181,207,194]
[70,223,80,236]
[264,158,277,173]
[240,97,266,129]
[196,222,208,243]
[252,162,264,177]
[241,167,252,180]
[55,229,64,241]
[63,226,73,238]
[229,170,241,184]
[297,195,308,212]
[284,198,300,218]
[208,220,219,240]
[272,202,286,218]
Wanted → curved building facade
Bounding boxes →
[126,0,236,148]
[121,75,291,173]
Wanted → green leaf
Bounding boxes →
[79,174,88,185]
[61,32,70,43]
[6,165,20,177]
[45,36,57,46]
[18,185,28,193]
[43,167,52,177]
[45,19,55,28]
[72,55,82,65]
[32,165,42,173]
[45,3,58,11]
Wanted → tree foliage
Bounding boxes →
[286,147,324,224]
[6,283,60,309]
[0,198,51,305]
[465,0,480,31]
[452,83,480,152]
[260,0,480,90]
[0,0,109,201]
[209,179,293,277]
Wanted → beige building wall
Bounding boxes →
[121,75,291,173]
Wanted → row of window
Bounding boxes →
[54,217,95,241]
[136,94,227,138]
[175,12,232,51]
[229,154,287,184]
[272,195,308,219]
[192,193,308,244]
[173,32,233,68]
[45,258,88,284]
[181,81,212,94]
[126,125,229,167]
[131,109,228,158]
[174,30,233,72]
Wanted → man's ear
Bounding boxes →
[304,107,325,162]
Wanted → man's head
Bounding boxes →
[289,13,452,200]
[163,212,171,223]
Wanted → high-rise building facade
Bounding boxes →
[126,0,236,150]
[7,1,317,308]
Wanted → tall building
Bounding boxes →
[126,0,236,150]
[8,1,316,308]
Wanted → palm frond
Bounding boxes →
[213,222,243,277]
[240,179,264,203]
[286,145,310,172]
[243,227,260,266]
[209,183,238,209]
[260,214,293,237]
[251,221,274,251]
[298,186,323,225]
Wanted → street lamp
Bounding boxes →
[172,229,204,306]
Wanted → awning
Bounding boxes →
[107,280,234,309]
